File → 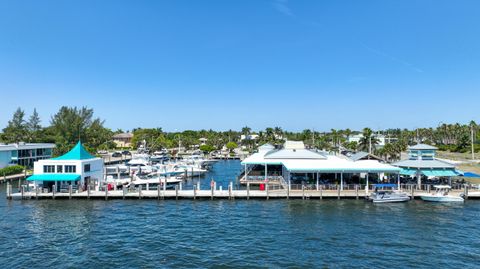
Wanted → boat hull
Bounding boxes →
[372,197,410,203]
[420,195,464,202]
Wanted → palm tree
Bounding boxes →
[359,128,379,153]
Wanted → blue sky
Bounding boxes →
[1,0,479,132]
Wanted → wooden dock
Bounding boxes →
[6,184,479,200]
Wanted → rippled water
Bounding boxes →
[1,161,479,268]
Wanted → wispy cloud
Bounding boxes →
[272,0,295,17]
[360,43,424,73]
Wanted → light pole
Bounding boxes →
[472,125,475,160]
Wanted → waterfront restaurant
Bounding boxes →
[27,141,104,192]
[392,144,459,187]
[241,141,401,191]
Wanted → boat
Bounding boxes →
[129,173,182,190]
[368,184,410,203]
[420,185,464,202]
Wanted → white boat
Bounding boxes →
[129,173,182,190]
[368,184,410,203]
[420,185,464,202]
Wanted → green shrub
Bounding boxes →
[0,165,25,176]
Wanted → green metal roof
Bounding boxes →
[52,141,95,160]
[27,174,81,181]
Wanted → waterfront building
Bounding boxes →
[27,141,104,192]
[241,141,400,190]
[0,142,55,169]
[392,144,459,187]
[113,132,133,148]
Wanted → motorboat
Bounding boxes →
[420,185,464,202]
[129,173,182,190]
[368,184,410,203]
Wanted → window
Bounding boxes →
[84,164,91,172]
[65,165,76,173]
[43,165,55,173]
[57,165,63,173]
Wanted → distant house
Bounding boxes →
[347,133,398,148]
[199,138,208,146]
[0,142,55,169]
[27,141,104,192]
[240,134,259,141]
[113,133,134,148]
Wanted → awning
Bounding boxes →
[421,170,459,177]
[27,174,81,181]
[462,172,480,178]
[400,168,417,176]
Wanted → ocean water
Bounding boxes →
[1,160,479,268]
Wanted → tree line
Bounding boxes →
[1,107,478,159]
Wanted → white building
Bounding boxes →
[27,141,104,192]
[347,133,398,147]
[241,141,400,190]
[240,134,259,141]
[0,142,55,168]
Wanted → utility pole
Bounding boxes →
[472,125,475,160]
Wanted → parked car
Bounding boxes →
[122,150,131,155]
[97,150,108,155]
[112,152,122,157]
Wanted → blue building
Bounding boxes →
[0,142,56,168]
[392,144,459,186]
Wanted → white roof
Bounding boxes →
[242,144,400,173]
[282,157,400,173]
[0,143,55,152]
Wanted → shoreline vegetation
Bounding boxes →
[1,106,479,166]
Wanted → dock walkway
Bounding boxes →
[7,187,479,200]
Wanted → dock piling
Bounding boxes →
[122,188,126,199]
[266,182,269,200]
[337,185,340,199]
[355,185,359,200]
[52,184,56,200]
[302,184,305,200]
[228,182,232,200]
[21,185,24,200]
[194,185,197,200]
[69,185,72,199]
[175,185,178,200]
[247,182,250,200]
[320,185,323,200]
[105,185,108,200]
